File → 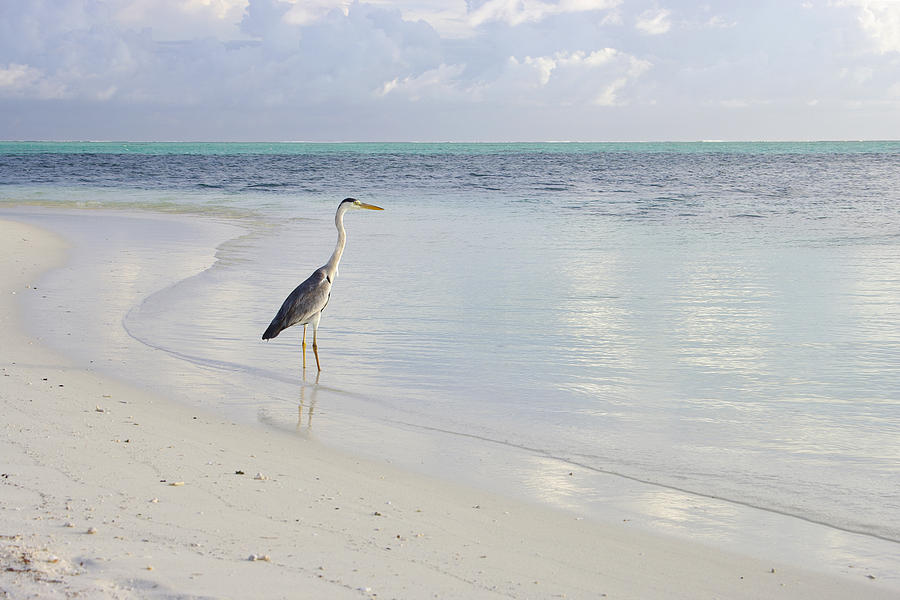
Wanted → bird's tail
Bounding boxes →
[262,320,282,340]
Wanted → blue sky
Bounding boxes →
[2,0,899,141]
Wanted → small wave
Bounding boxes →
[376,417,900,545]
[244,182,293,190]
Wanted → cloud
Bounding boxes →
[113,0,250,40]
[378,63,466,100]
[846,0,900,53]
[0,0,638,111]
[0,63,66,99]
[635,7,671,35]
[2,0,900,141]
[494,48,649,106]
[375,44,650,110]
[238,0,621,38]
[467,0,620,28]
[282,0,351,26]
[704,15,736,29]
[0,0,453,108]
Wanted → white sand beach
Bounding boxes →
[2,214,897,599]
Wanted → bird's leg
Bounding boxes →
[312,328,321,372]
[301,324,307,371]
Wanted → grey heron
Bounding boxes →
[262,197,383,371]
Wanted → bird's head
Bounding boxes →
[341,197,384,211]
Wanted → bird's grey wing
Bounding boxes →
[262,269,332,339]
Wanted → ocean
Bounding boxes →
[2,141,898,576]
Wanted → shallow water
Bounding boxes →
[2,142,899,580]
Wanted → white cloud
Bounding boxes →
[468,0,620,28]
[247,0,619,38]
[0,63,66,99]
[366,0,471,37]
[114,0,250,40]
[704,15,736,29]
[522,48,626,85]
[635,7,671,35]
[525,55,558,85]
[0,64,38,90]
[377,63,466,100]
[0,0,638,112]
[594,77,627,105]
[2,0,900,140]
[850,0,900,53]
[377,45,649,109]
[282,0,351,26]
[498,48,649,106]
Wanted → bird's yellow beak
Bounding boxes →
[359,202,384,211]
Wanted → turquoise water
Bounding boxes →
[2,142,899,579]
[3,140,900,155]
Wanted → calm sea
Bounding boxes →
[2,142,899,572]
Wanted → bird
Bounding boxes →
[262,197,383,371]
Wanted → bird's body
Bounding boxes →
[261,267,330,340]
[262,197,383,370]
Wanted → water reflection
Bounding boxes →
[297,370,320,432]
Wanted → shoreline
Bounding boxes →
[2,212,898,598]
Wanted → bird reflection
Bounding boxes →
[297,370,320,432]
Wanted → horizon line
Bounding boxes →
[3,139,900,144]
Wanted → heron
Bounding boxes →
[262,197,383,371]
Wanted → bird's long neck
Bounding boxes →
[323,207,347,280]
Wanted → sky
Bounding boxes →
[2,0,900,141]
